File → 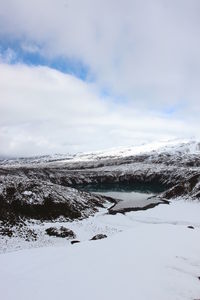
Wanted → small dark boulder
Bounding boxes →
[187,225,194,229]
[71,240,80,245]
[45,226,75,238]
[90,234,107,241]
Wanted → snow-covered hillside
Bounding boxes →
[1,201,200,300]
[67,138,200,162]
[1,139,200,300]
[0,139,200,166]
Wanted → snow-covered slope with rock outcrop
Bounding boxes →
[1,140,200,300]
[1,139,200,249]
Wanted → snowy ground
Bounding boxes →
[0,199,200,300]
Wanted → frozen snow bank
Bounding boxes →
[0,212,200,300]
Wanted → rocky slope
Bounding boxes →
[1,139,200,241]
[0,175,113,222]
[1,140,200,189]
[0,175,115,241]
[161,173,200,200]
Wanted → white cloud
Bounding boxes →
[1,0,200,106]
[0,48,17,64]
[0,1,200,156]
[0,63,197,157]
[20,41,40,54]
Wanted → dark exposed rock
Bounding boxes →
[71,240,80,244]
[46,226,75,238]
[162,174,200,200]
[187,226,194,229]
[0,226,13,237]
[90,234,107,240]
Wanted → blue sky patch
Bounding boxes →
[0,39,90,81]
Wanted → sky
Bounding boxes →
[0,0,200,157]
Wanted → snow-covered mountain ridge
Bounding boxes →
[1,139,200,167]
[68,139,200,162]
[1,139,200,192]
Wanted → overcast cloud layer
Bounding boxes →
[0,0,200,156]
